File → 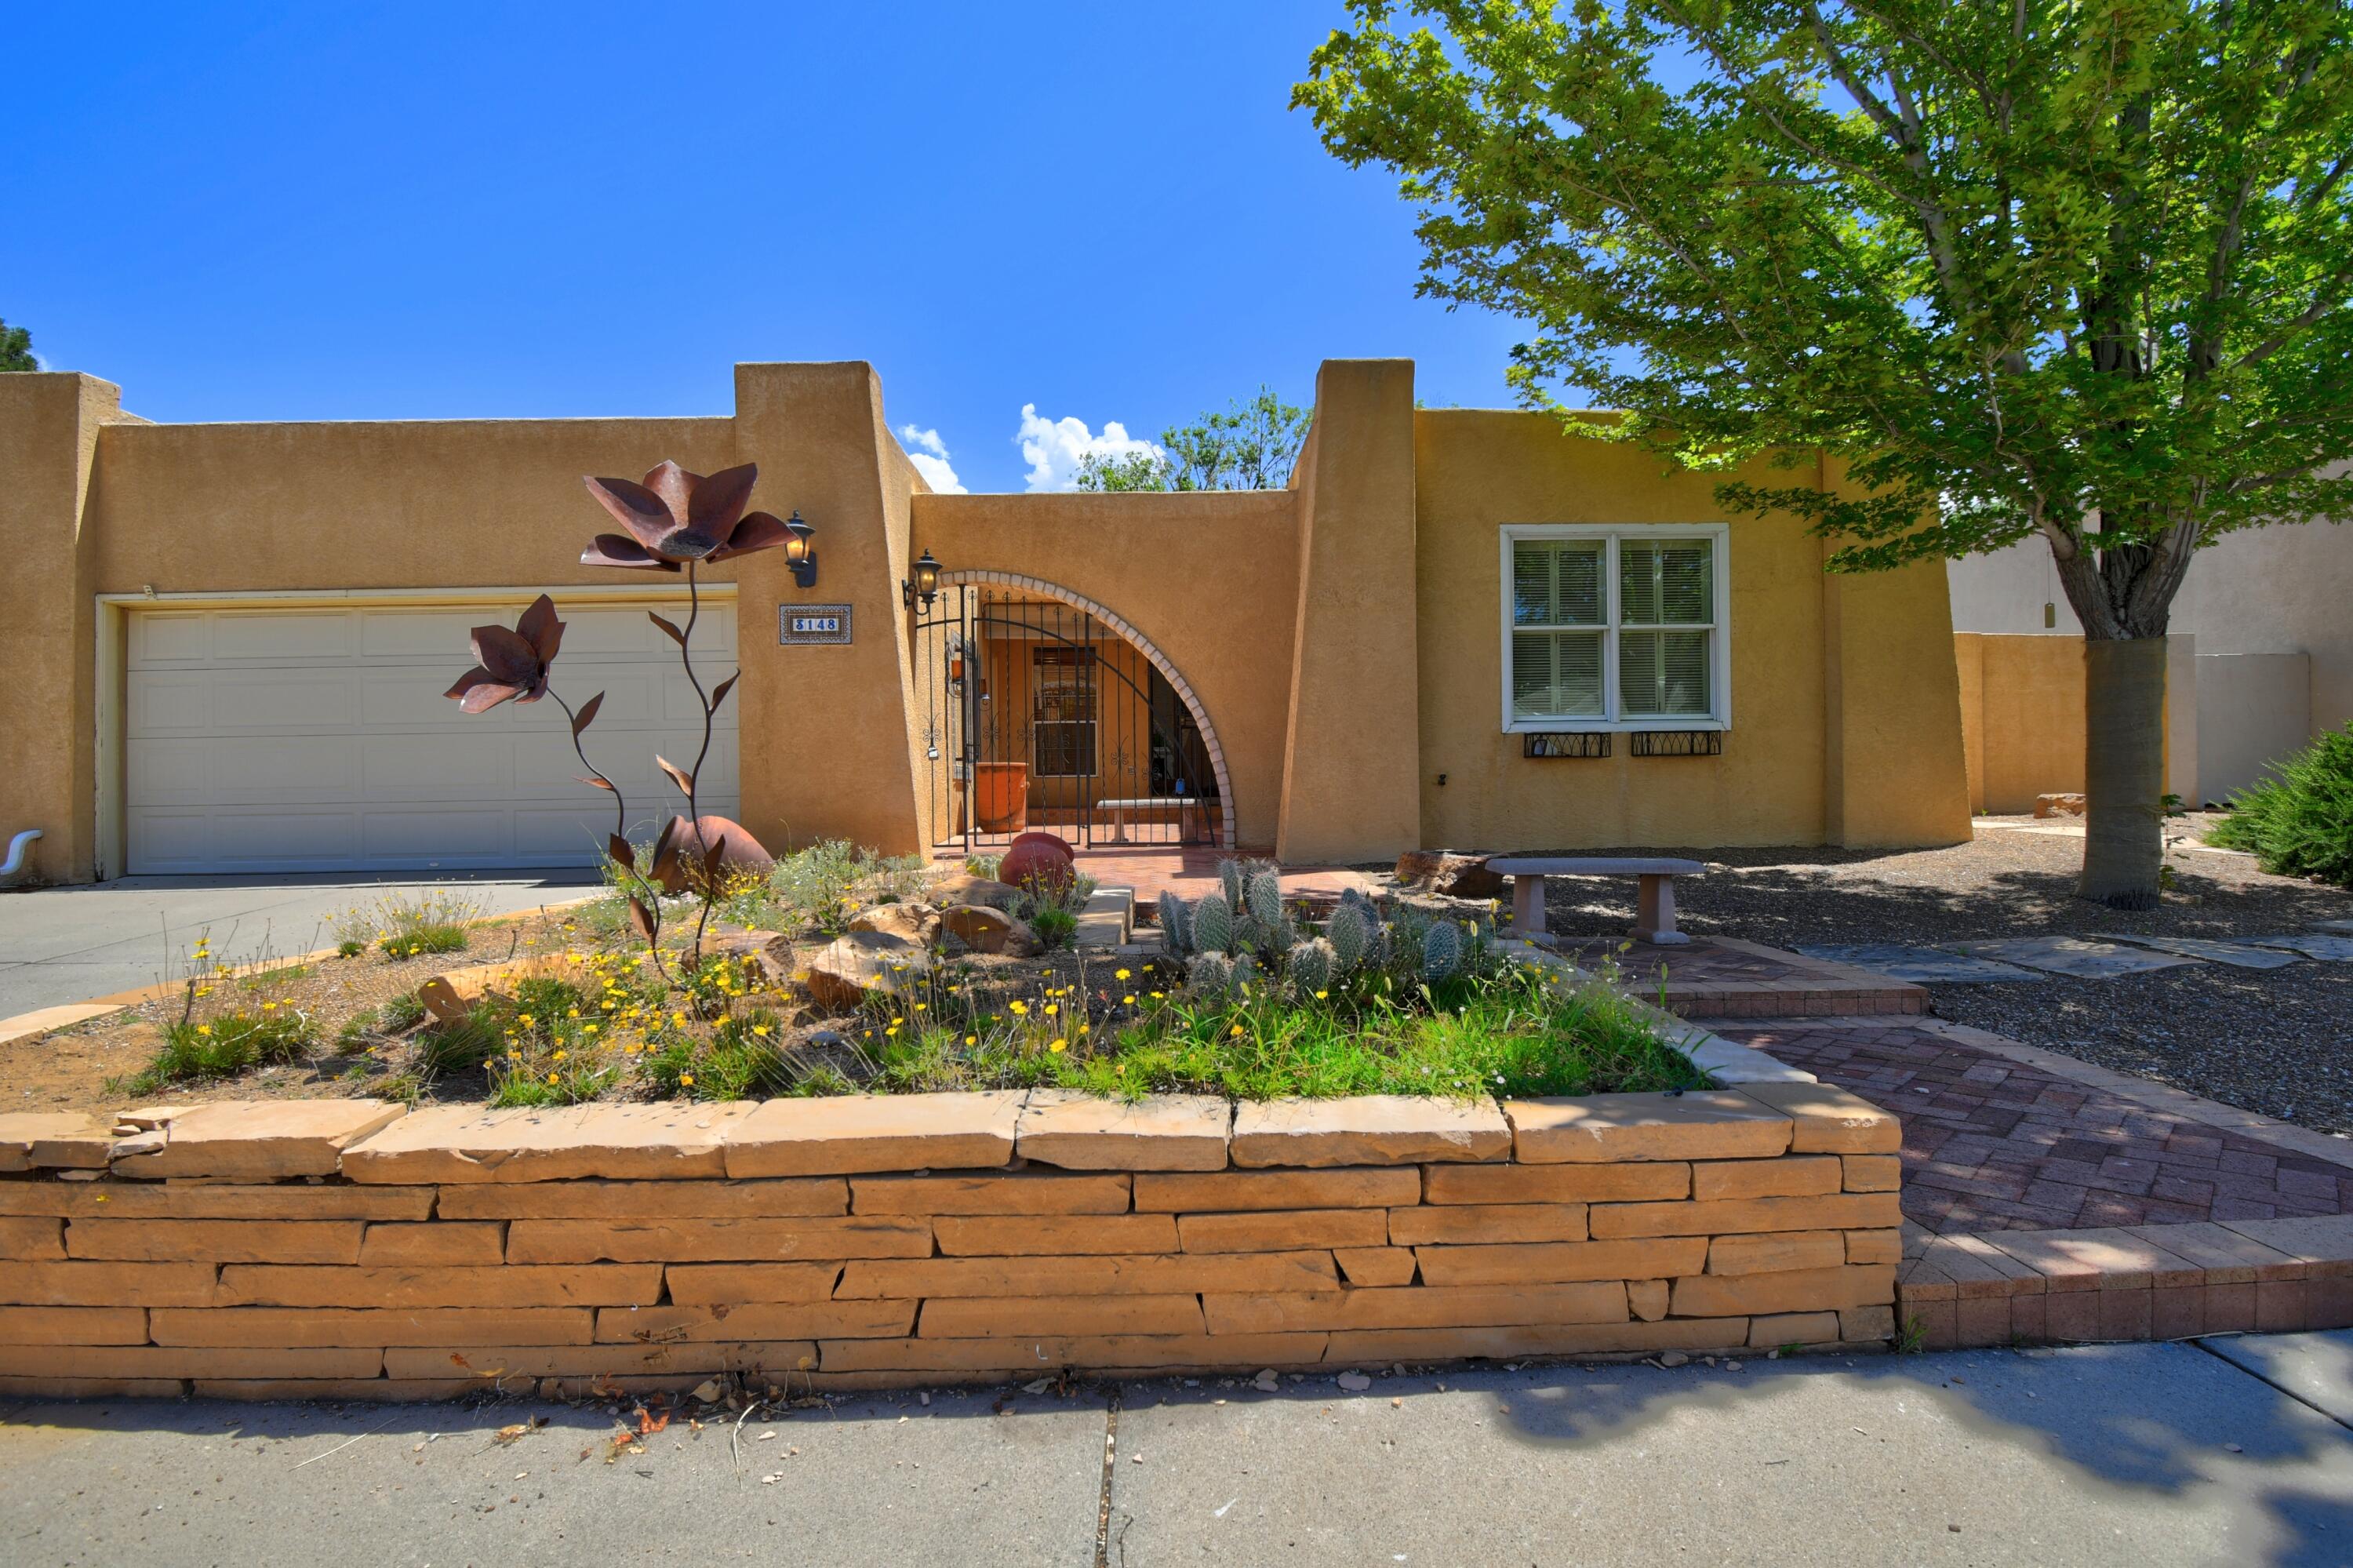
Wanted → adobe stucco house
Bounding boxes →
[0,359,1970,885]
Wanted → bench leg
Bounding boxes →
[1635,875,1689,945]
[1107,807,1129,844]
[1511,875,1547,938]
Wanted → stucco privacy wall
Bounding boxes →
[1413,415,1972,850]
[1953,633,2198,813]
[908,491,1300,850]
[0,1086,1902,1398]
[0,374,137,884]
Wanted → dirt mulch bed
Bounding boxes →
[1534,817,2353,1135]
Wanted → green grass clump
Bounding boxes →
[2206,722,2353,888]
[336,940,367,959]
[641,1008,795,1101]
[362,887,486,959]
[111,1007,316,1094]
[416,1002,503,1075]
[381,923,467,959]
[853,955,1697,1102]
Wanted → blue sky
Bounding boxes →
[5,2,1529,493]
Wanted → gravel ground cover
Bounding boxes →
[1536,817,2353,1135]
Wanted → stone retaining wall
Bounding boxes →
[0,1083,1901,1401]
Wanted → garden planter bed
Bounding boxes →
[0,1080,1901,1399]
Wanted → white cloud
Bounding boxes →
[897,424,966,495]
[1016,404,1163,493]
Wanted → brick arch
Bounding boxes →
[937,569,1237,849]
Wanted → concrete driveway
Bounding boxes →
[0,871,602,1018]
[3,1333,2351,1566]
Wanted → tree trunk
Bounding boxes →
[2076,634,2169,909]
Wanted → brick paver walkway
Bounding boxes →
[1711,1019,2353,1235]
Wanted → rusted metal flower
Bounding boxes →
[580,460,793,570]
[445,594,564,712]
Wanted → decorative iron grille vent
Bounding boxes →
[1522,732,1612,759]
[1629,729,1724,757]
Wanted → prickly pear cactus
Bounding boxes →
[1246,869,1282,930]
[1326,902,1369,972]
[1287,937,1335,997]
[1422,919,1463,984]
[1191,891,1234,956]
[1158,890,1192,956]
[1184,951,1237,1000]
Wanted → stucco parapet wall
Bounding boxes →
[1,1080,1891,1183]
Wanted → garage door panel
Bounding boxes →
[124,599,741,873]
[209,671,363,731]
[127,675,214,735]
[209,612,355,662]
[362,730,515,796]
[129,613,213,664]
[362,809,514,862]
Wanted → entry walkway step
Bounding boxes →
[1075,886,1133,948]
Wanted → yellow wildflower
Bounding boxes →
[1049,1039,1067,1053]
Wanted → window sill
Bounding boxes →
[1504,719,1729,736]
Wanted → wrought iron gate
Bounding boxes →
[912,585,1220,850]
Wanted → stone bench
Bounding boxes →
[1094,796,1201,842]
[1486,857,1708,946]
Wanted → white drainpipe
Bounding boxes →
[1,829,42,879]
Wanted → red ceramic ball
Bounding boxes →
[998,831,1076,895]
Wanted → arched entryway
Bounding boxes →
[912,569,1236,851]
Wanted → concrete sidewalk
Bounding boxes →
[4,1335,2350,1567]
[0,871,601,1017]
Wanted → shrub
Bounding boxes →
[725,840,929,935]
[1029,906,1079,949]
[2206,722,2353,887]
[640,1008,795,1101]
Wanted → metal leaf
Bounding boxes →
[580,774,616,792]
[649,611,687,646]
[701,832,729,884]
[688,464,758,534]
[709,673,739,711]
[656,755,696,798]
[583,475,676,550]
[626,895,656,940]
[606,833,635,871]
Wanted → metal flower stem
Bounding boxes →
[550,688,671,984]
[678,562,719,967]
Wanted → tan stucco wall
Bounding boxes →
[910,491,1300,850]
[1411,416,1969,852]
[1276,360,1424,864]
[3,355,1984,881]
[0,374,128,882]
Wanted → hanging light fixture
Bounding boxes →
[903,548,942,610]
[782,511,817,588]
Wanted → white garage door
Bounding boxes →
[124,598,740,874]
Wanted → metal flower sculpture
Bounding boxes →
[442,460,789,980]
[579,460,794,570]
[443,595,564,712]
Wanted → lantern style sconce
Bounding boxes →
[903,548,942,610]
[783,511,817,588]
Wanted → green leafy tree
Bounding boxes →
[1296,0,2353,907]
[1075,387,1312,492]
[0,317,36,373]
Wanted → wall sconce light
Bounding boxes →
[783,511,817,589]
[903,548,942,610]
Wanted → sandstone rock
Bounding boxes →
[1394,849,1507,900]
[999,831,1076,895]
[799,931,931,1012]
[1016,1090,1232,1172]
[338,1103,752,1184]
[932,874,1019,910]
[723,1090,1024,1178]
[2034,792,2088,818]
[936,904,1040,951]
[109,1100,408,1181]
[1229,1095,1511,1168]
[849,900,942,946]
[1502,1090,1794,1163]
[0,1111,118,1172]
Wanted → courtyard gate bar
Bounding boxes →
[913,584,1220,851]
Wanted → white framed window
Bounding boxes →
[1500,524,1730,733]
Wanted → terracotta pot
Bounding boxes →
[972,762,1028,833]
[1000,830,1076,896]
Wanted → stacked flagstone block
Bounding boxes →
[0,1080,1901,1401]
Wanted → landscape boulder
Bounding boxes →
[1394,849,1507,900]
[930,873,1020,910]
[2034,793,2088,819]
[799,931,931,1011]
[940,903,1044,957]
[849,900,943,946]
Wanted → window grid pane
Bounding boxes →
[1511,629,1603,719]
